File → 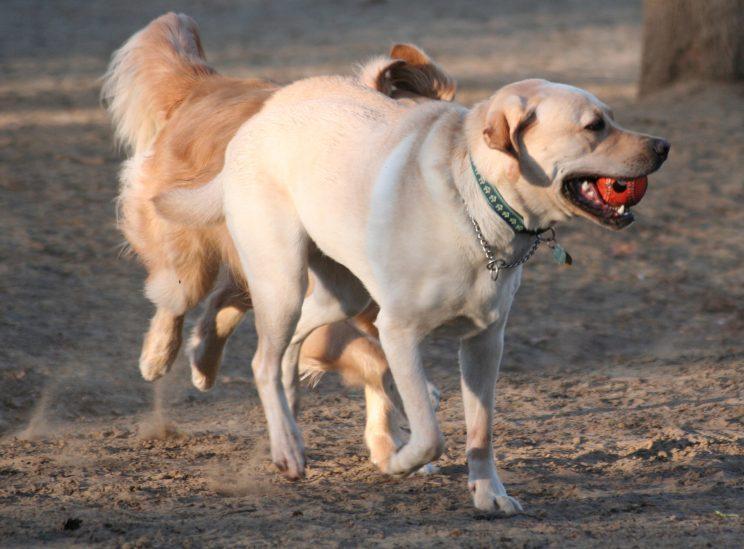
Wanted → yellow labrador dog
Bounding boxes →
[158,76,669,512]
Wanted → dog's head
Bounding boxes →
[479,79,669,229]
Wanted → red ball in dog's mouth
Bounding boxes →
[562,175,649,229]
[596,176,648,207]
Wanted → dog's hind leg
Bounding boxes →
[363,372,407,468]
[119,154,222,382]
[139,305,185,382]
[300,323,406,468]
[300,303,443,470]
[299,318,404,468]
[225,178,312,479]
[281,254,369,415]
[139,255,220,382]
[188,271,251,391]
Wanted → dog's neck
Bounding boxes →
[450,104,539,255]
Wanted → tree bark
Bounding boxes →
[640,0,744,95]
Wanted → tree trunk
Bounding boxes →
[639,0,744,95]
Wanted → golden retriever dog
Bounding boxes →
[102,13,454,468]
[158,72,669,511]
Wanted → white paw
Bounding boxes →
[387,434,444,476]
[269,426,306,480]
[470,481,523,515]
[493,495,523,515]
[415,462,440,475]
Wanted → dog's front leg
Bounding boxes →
[459,323,523,515]
[377,316,443,474]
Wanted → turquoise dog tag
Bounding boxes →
[552,244,573,265]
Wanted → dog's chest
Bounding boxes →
[434,315,486,339]
[436,266,522,338]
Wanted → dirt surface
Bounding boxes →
[1,1,742,547]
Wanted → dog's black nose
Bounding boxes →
[653,138,670,160]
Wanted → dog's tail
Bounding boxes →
[153,173,224,226]
[358,43,456,102]
[101,12,215,155]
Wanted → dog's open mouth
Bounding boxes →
[562,176,643,229]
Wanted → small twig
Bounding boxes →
[220,506,257,518]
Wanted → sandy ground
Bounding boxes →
[1,0,742,546]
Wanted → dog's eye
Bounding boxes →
[585,118,605,132]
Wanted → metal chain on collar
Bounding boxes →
[469,216,557,281]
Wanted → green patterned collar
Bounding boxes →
[469,156,547,235]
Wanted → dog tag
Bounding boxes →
[552,244,572,265]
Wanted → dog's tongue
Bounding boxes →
[596,176,648,207]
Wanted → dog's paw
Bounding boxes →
[139,311,182,381]
[415,462,440,475]
[386,433,445,476]
[273,460,305,481]
[190,366,214,392]
[187,334,220,392]
[269,426,306,480]
[470,480,523,516]
[189,350,217,392]
[272,447,306,480]
[367,433,399,471]
[138,354,171,382]
[492,495,523,516]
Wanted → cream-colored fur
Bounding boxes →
[102,13,456,466]
[164,74,668,512]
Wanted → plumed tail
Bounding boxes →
[101,12,216,154]
[152,174,224,225]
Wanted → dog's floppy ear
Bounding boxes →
[482,94,537,182]
[358,45,456,101]
[359,57,407,96]
[483,94,536,157]
[387,43,456,101]
[389,43,431,66]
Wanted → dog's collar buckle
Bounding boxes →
[470,222,571,281]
